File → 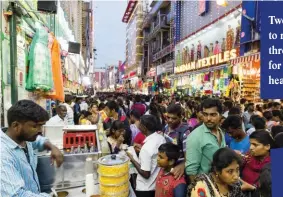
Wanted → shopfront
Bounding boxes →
[231,52,260,102]
[156,60,174,95]
[173,8,241,96]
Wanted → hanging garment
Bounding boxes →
[46,35,65,102]
[26,24,53,91]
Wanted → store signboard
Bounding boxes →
[157,60,174,75]
[153,44,174,62]
[175,49,237,74]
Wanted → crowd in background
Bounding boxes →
[45,93,283,197]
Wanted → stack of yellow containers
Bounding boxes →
[98,154,130,197]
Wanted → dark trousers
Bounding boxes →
[135,190,155,197]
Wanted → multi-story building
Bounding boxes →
[93,68,106,90]
[122,0,144,90]
[142,1,176,92]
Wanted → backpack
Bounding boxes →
[163,124,191,156]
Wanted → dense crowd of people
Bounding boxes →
[3,93,283,196]
[51,93,281,197]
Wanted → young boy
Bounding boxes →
[155,143,187,197]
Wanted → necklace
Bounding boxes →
[211,175,230,197]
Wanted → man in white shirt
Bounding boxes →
[127,115,165,197]
[80,98,89,111]
[46,105,68,126]
[63,95,74,125]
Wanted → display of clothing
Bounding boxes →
[204,46,209,58]
[184,47,188,64]
[209,43,214,56]
[226,25,234,50]
[190,44,195,62]
[26,22,53,92]
[186,46,190,63]
[234,22,241,47]
[221,38,226,51]
[213,41,221,55]
[46,34,65,102]
[176,50,182,67]
[197,41,202,59]
[182,48,186,65]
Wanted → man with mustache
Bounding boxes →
[1,100,63,196]
[185,98,226,182]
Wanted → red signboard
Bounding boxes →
[122,0,138,23]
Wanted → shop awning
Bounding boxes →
[230,52,260,65]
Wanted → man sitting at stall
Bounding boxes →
[1,100,63,196]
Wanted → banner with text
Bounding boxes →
[261,1,283,99]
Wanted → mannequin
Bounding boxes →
[234,20,241,47]
[213,41,221,55]
[185,46,190,63]
[209,43,214,56]
[197,41,202,59]
[221,38,226,51]
[184,47,188,64]
[204,45,209,58]
[226,25,234,50]
[191,44,195,62]
[176,50,182,67]
[182,48,186,65]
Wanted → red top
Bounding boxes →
[242,154,271,185]
[155,169,186,197]
[133,132,146,145]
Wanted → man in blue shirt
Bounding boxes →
[221,115,250,154]
[1,100,63,197]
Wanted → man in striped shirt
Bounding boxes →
[1,100,63,197]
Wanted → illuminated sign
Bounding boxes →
[175,49,237,74]
[122,0,138,23]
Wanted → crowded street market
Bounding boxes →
[0,0,278,197]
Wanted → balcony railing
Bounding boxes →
[146,15,170,41]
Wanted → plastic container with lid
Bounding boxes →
[98,154,130,196]
[98,154,129,177]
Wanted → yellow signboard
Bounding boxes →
[175,49,237,74]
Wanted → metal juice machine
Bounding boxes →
[36,125,101,193]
